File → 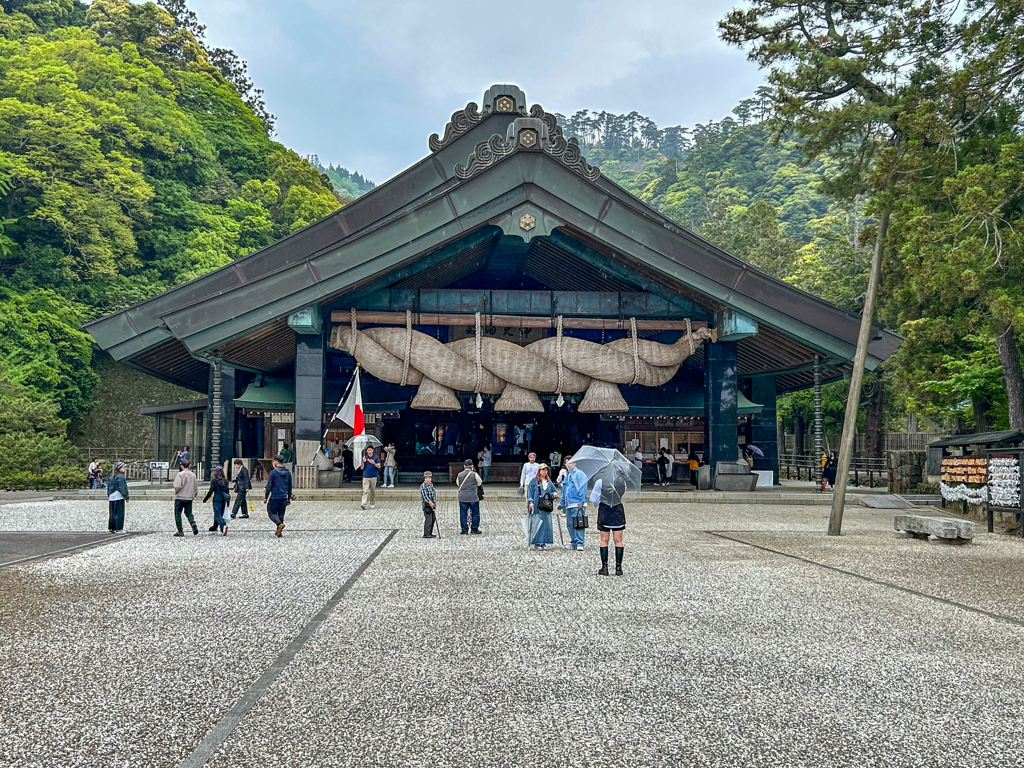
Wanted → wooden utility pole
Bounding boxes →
[828,210,890,536]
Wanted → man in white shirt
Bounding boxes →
[518,452,539,496]
[479,445,492,482]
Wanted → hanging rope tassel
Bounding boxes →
[555,314,565,407]
[349,308,359,360]
[630,317,641,385]
[474,311,483,408]
[400,309,413,387]
[686,317,696,355]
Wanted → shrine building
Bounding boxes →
[85,85,901,485]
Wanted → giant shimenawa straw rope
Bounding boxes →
[330,315,715,412]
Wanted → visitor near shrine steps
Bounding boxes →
[84,83,899,509]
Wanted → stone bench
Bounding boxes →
[894,514,975,544]
[714,461,758,492]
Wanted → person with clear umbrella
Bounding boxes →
[570,446,641,577]
[526,463,556,550]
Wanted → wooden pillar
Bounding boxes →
[294,330,325,465]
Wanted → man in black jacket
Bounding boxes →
[264,454,294,537]
[230,459,252,519]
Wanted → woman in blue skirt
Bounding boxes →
[526,464,556,550]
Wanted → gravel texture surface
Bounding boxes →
[3,498,1024,767]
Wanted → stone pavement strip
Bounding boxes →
[2,498,1024,767]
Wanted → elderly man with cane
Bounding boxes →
[559,455,588,551]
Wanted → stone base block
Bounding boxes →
[894,514,975,544]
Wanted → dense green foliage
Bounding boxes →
[0,0,346,482]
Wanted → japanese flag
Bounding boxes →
[338,368,364,436]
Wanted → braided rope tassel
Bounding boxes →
[555,314,565,407]
[474,311,483,408]
[686,317,695,355]
[400,309,413,387]
[630,317,641,385]
[349,308,359,360]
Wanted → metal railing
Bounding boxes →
[779,453,888,488]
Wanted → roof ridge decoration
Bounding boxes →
[428,84,528,152]
[455,105,600,182]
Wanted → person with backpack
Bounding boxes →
[172,460,199,537]
[203,466,231,535]
[106,461,129,533]
[526,463,556,550]
[264,454,294,537]
[456,459,484,535]
[230,459,251,519]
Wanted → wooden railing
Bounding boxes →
[779,454,888,488]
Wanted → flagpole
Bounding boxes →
[315,365,360,465]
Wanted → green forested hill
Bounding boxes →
[0,0,351,485]
[309,158,375,200]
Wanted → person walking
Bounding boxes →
[420,471,437,538]
[264,454,293,537]
[106,461,129,533]
[518,452,540,496]
[172,460,199,537]
[822,450,838,491]
[526,464,556,550]
[592,473,628,577]
[656,448,670,486]
[203,466,231,535]
[479,445,492,483]
[560,455,588,551]
[360,446,381,509]
[456,459,483,535]
[383,443,397,488]
[230,459,251,519]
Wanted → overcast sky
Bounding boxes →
[193,1,765,183]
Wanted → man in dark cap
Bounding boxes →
[263,454,293,537]
[455,458,484,535]
[420,471,437,538]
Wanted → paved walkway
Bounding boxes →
[1,498,1022,767]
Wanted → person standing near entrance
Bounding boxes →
[342,446,353,482]
[479,445,492,483]
[360,446,381,510]
[106,461,129,533]
[526,464,556,550]
[518,452,539,496]
[456,459,483,534]
[203,466,230,535]
[264,454,293,536]
[280,443,294,466]
[420,471,437,538]
[688,451,699,486]
[656,449,670,486]
[230,459,251,519]
[592,473,627,577]
[172,460,199,537]
[383,443,397,488]
[560,456,588,551]
[175,445,190,471]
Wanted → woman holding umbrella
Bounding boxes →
[526,463,556,550]
[570,446,641,577]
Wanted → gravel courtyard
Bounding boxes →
[3,497,1024,768]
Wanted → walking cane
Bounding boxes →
[433,501,442,539]
[555,505,565,549]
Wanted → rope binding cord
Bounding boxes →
[349,308,359,360]
[555,314,565,407]
[474,311,483,408]
[686,317,695,355]
[630,316,641,385]
[400,309,413,387]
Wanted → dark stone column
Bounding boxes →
[704,341,738,476]
[749,376,779,483]
[294,331,325,442]
[207,361,237,469]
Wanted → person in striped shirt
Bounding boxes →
[420,471,437,538]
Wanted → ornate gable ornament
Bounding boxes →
[454,104,600,182]
[428,84,528,152]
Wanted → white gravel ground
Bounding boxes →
[3,498,1024,767]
